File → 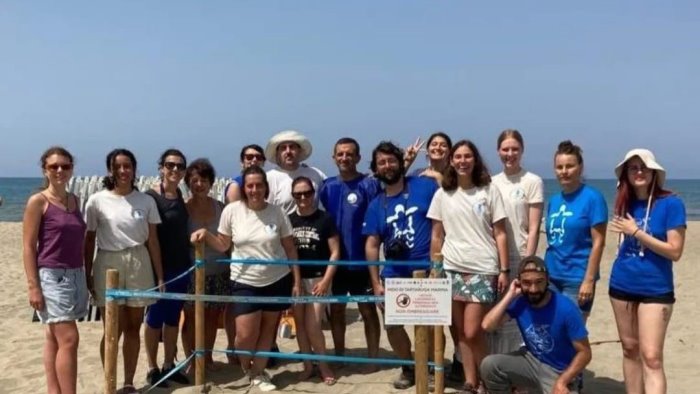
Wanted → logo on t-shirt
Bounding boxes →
[624,216,650,257]
[524,324,555,356]
[265,224,278,234]
[131,209,145,220]
[510,187,526,202]
[386,203,419,249]
[472,197,487,218]
[346,192,358,205]
[548,204,574,245]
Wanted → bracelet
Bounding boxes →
[499,268,511,274]
[632,228,640,237]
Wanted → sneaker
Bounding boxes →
[393,367,415,390]
[162,364,190,385]
[448,359,464,383]
[146,368,169,388]
[250,371,277,392]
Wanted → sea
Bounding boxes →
[1,177,700,222]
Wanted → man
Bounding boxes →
[318,138,382,370]
[363,141,438,389]
[265,130,326,214]
[481,256,592,394]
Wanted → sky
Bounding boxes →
[1,1,698,179]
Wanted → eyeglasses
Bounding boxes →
[46,163,73,171]
[164,162,186,171]
[627,165,651,174]
[244,153,265,161]
[292,190,314,199]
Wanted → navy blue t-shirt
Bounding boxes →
[362,176,438,278]
[507,291,589,372]
[318,174,381,270]
[610,195,686,296]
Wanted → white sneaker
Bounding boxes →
[250,371,277,392]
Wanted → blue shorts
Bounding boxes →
[549,278,594,314]
[38,267,89,324]
[145,273,190,328]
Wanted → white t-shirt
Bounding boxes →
[492,170,544,261]
[267,165,326,214]
[218,201,294,286]
[84,189,162,251]
[427,184,507,275]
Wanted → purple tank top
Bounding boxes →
[37,199,87,269]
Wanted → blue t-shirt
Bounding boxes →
[610,195,686,296]
[362,176,438,278]
[507,291,588,372]
[544,184,608,283]
[318,174,381,270]
[223,175,243,201]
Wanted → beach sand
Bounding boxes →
[1,221,697,393]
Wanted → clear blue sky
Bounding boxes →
[1,1,698,178]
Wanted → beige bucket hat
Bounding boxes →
[265,130,313,166]
[614,148,666,187]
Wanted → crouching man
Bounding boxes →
[480,256,591,394]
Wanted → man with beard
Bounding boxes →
[363,141,438,389]
[318,137,382,371]
[265,130,326,214]
[480,256,591,394]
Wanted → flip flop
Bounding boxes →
[322,376,337,386]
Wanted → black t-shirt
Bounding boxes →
[289,209,338,278]
[146,188,192,276]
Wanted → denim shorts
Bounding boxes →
[549,278,594,313]
[38,267,89,324]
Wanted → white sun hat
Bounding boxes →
[614,148,666,187]
[265,130,313,166]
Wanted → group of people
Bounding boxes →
[23,128,685,394]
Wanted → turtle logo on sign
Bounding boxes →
[396,294,411,308]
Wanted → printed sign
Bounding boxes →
[384,278,451,325]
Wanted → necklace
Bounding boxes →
[46,190,69,211]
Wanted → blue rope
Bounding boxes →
[212,348,436,367]
[143,351,197,392]
[144,265,197,292]
[217,258,433,267]
[106,289,383,304]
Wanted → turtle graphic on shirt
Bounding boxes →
[524,324,555,356]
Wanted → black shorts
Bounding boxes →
[609,287,675,304]
[230,274,293,317]
[332,268,372,298]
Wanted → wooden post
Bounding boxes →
[430,253,445,394]
[195,242,206,389]
[413,270,429,394]
[104,269,119,394]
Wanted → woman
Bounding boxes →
[609,149,685,394]
[84,148,164,394]
[225,144,266,203]
[23,146,88,394]
[191,166,300,391]
[544,140,607,321]
[143,149,191,387]
[427,140,509,393]
[490,129,545,353]
[288,176,340,385]
[410,132,452,184]
[182,158,232,370]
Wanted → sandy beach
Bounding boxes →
[1,221,697,393]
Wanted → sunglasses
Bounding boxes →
[164,162,186,171]
[244,153,265,161]
[627,165,651,174]
[46,163,73,171]
[292,190,314,199]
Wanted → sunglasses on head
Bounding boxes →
[164,162,186,171]
[244,153,265,161]
[46,163,73,171]
[292,190,314,199]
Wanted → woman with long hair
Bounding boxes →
[609,149,685,394]
[23,146,88,394]
[490,129,545,353]
[428,140,509,393]
[143,149,191,387]
[84,148,164,394]
[181,158,232,370]
[544,141,607,322]
[289,176,339,385]
[410,131,452,184]
[191,166,301,391]
[225,144,266,203]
